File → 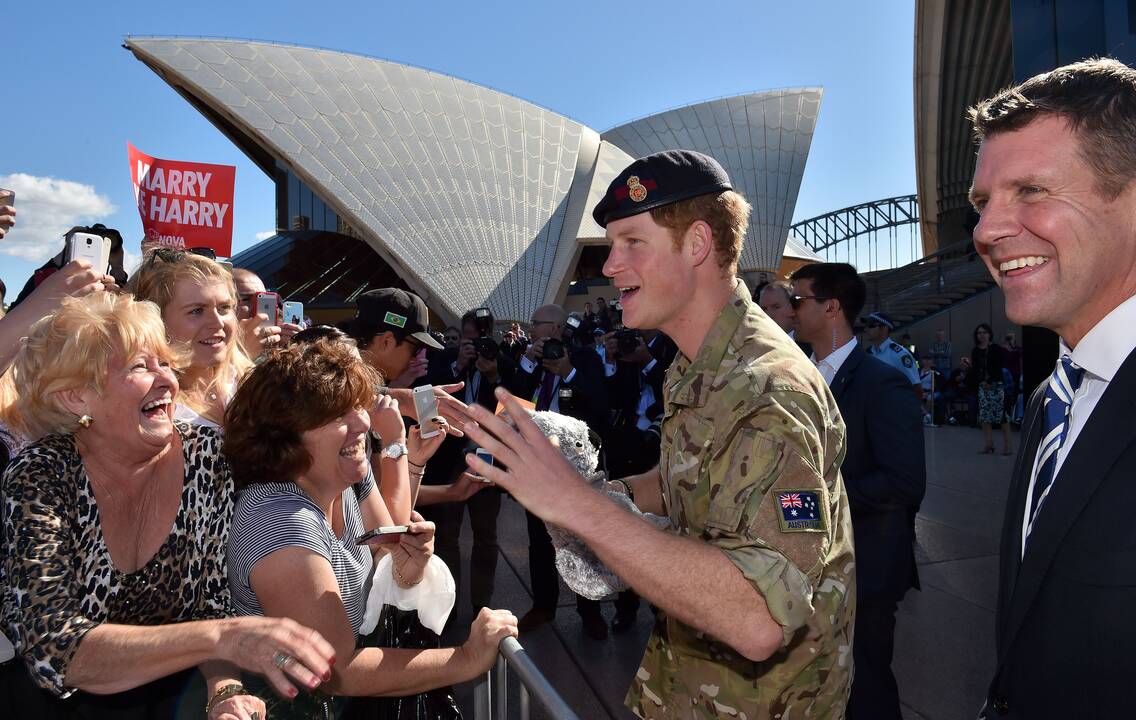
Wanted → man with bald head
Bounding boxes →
[231,267,302,345]
[760,279,811,356]
[507,303,611,638]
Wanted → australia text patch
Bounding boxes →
[775,490,826,533]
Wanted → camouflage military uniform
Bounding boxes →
[626,282,856,720]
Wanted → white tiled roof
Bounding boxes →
[126,37,821,320]
[601,89,823,272]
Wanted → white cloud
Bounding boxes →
[0,173,116,263]
[122,249,143,277]
[255,230,276,242]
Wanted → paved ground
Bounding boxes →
[437,424,1013,719]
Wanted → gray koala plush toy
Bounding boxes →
[526,410,672,600]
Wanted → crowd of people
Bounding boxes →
[0,56,1134,720]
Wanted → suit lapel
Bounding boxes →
[1002,347,1136,655]
[830,346,864,403]
[997,386,1044,627]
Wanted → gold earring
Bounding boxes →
[78,415,93,428]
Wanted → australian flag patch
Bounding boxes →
[775,490,826,533]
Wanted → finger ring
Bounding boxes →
[273,650,292,669]
[251,713,260,720]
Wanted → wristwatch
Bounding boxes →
[381,441,409,460]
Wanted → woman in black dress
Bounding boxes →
[971,323,1013,455]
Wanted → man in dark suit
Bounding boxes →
[967,59,1136,718]
[421,308,516,615]
[599,328,678,632]
[601,329,677,478]
[791,262,926,720]
[507,303,611,639]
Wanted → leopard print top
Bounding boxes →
[1,422,234,697]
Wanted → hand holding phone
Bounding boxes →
[255,291,280,328]
[0,189,14,240]
[412,385,442,438]
[356,525,411,546]
[471,448,495,482]
[282,301,304,326]
[66,232,112,273]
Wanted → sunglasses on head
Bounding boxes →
[144,246,218,268]
[789,294,831,309]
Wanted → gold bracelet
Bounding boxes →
[206,683,249,716]
[393,562,423,587]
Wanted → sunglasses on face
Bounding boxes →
[144,246,218,268]
[865,321,883,329]
[789,294,831,309]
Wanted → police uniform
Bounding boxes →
[866,338,919,385]
[593,151,856,719]
[863,314,920,385]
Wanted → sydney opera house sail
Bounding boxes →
[126,37,821,323]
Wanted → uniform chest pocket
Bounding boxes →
[705,429,781,534]
[664,412,714,523]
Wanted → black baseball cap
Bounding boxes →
[592,149,734,228]
[355,288,443,349]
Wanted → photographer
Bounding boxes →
[420,308,516,616]
[603,328,677,477]
[601,327,677,633]
[506,304,611,639]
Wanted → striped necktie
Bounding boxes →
[1024,355,1085,544]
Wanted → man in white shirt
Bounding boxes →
[790,261,926,720]
[967,58,1136,719]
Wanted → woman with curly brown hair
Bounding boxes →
[223,340,517,718]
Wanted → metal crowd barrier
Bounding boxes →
[473,637,580,720]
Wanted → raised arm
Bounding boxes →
[250,547,515,697]
[462,390,825,662]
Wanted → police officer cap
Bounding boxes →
[592,150,734,228]
[866,311,896,330]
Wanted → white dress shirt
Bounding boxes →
[519,355,576,412]
[811,336,859,387]
[1020,293,1136,556]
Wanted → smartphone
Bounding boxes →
[282,301,304,326]
[413,384,441,439]
[472,448,495,482]
[255,291,279,327]
[0,188,13,207]
[66,232,112,272]
[355,525,411,546]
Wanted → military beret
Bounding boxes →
[591,150,734,228]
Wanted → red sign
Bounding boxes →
[128,143,236,257]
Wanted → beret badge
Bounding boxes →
[627,175,649,203]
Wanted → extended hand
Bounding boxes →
[463,387,592,525]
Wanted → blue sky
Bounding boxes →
[1,0,917,296]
